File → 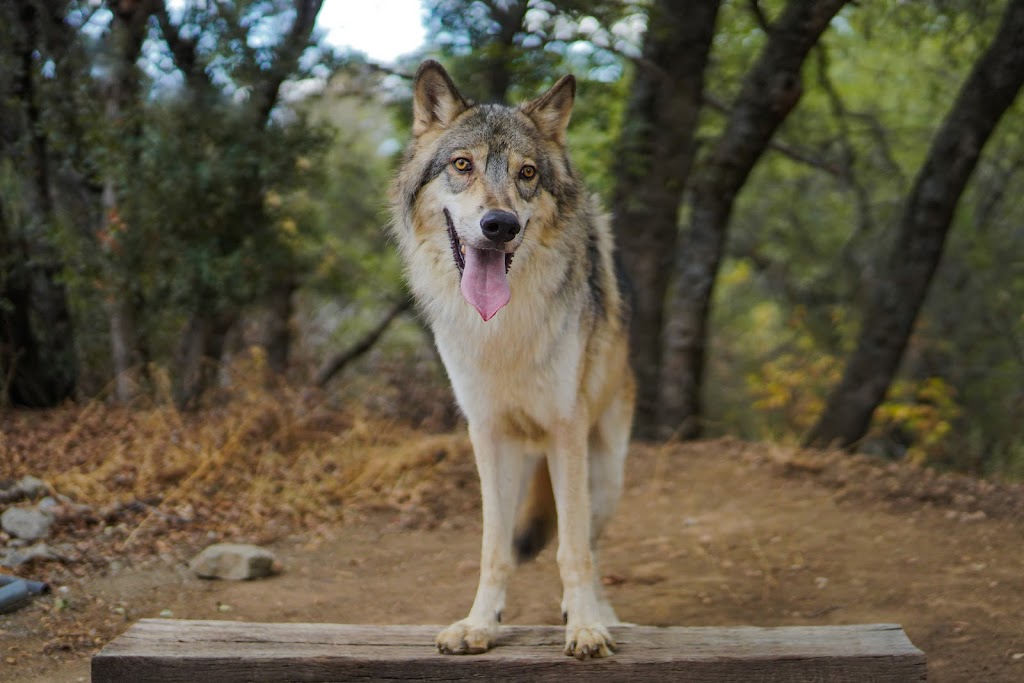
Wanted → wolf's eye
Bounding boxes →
[452,158,472,173]
[519,165,537,180]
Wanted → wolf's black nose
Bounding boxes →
[480,210,520,243]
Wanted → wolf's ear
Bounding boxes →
[412,60,469,137]
[521,75,576,146]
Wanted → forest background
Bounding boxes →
[2,0,1023,480]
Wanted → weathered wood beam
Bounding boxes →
[92,620,926,682]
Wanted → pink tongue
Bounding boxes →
[460,246,510,321]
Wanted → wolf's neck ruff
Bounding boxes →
[444,207,514,321]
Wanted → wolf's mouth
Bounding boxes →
[443,208,516,321]
[444,208,514,276]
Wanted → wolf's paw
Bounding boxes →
[436,619,498,655]
[564,623,615,660]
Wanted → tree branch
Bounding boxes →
[154,1,213,91]
[252,0,324,125]
[314,296,413,388]
[701,93,844,178]
[747,0,772,33]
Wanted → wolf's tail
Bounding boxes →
[513,459,557,563]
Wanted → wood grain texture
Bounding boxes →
[92,620,926,682]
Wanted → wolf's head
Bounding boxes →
[392,60,580,322]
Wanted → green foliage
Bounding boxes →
[705,0,1024,475]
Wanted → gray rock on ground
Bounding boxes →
[17,476,48,500]
[0,542,63,568]
[1,507,53,541]
[189,543,279,580]
[0,476,50,505]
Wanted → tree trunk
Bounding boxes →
[173,310,236,409]
[483,0,528,103]
[261,278,296,375]
[0,0,78,407]
[658,0,849,439]
[805,0,1024,449]
[102,0,156,402]
[611,0,721,439]
[106,290,140,402]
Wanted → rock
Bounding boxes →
[0,476,48,505]
[0,542,60,568]
[1,507,53,541]
[17,476,48,500]
[21,543,60,563]
[189,543,279,580]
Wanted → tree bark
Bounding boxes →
[102,0,157,402]
[658,0,849,439]
[481,0,528,103]
[261,278,297,375]
[611,0,721,439]
[0,0,78,407]
[251,0,324,124]
[805,0,1024,449]
[173,310,236,409]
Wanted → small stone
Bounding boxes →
[189,543,279,581]
[1,542,59,567]
[159,609,173,618]
[815,576,829,589]
[1,507,53,541]
[17,476,48,500]
[1012,652,1024,660]
[217,603,232,612]
[26,543,59,562]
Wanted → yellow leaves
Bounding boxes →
[876,378,961,466]
[747,349,840,435]
[264,190,283,210]
[750,301,779,329]
[279,218,298,235]
[720,260,753,288]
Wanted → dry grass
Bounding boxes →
[0,351,473,555]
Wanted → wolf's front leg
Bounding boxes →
[549,408,615,660]
[437,424,533,655]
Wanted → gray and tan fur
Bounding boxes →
[389,60,635,660]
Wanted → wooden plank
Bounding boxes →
[92,620,926,682]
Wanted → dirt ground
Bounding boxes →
[2,436,1023,682]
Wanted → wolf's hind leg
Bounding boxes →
[436,425,535,655]
[577,391,633,626]
[589,390,632,543]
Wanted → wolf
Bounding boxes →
[389,60,635,660]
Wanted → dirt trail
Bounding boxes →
[3,438,1023,682]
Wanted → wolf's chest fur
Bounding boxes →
[430,263,589,433]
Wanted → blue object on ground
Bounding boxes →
[0,579,31,614]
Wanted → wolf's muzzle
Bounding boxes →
[480,210,520,244]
